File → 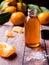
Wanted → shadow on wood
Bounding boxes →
[3,53,17,60]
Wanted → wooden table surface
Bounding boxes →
[0,22,49,65]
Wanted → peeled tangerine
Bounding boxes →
[12,26,24,34]
[5,30,14,38]
[0,42,16,57]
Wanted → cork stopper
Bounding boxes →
[28,8,37,17]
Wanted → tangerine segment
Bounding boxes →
[12,26,24,34]
[0,42,16,57]
[5,30,15,38]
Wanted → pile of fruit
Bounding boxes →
[0,0,27,13]
[0,0,26,25]
[0,0,49,25]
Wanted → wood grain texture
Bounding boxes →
[23,39,48,65]
[0,22,49,65]
[0,22,25,65]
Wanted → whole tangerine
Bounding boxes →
[38,12,49,24]
[4,0,16,2]
[17,2,26,12]
[4,6,16,13]
[10,12,26,25]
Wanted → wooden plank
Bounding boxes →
[7,33,25,65]
[23,38,48,65]
[0,23,25,65]
[0,25,12,42]
[0,22,49,65]
[45,40,49,55]
[40,25,49,30]
[41,25,49,54]
[0,25,13,65]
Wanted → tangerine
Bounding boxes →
[5,30,15,38]
[0,42,16,57]
[4,0,16,2]
[17,2,26,12]
[4,6,16,13]
[10,12,26,25]
[38,12,49,24]
[4,0,17,6]
[12,26,24,34]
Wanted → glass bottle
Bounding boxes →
[25,8,40,48]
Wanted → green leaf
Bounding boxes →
[0,12,11,25]
[0,1,6,6]
[40,7,49,13]
[0,1,9,11]
[21,4,27,11]
[28,4,37,9]
[0,1,6,10]
[0,4,2,10]
[28,4,42,14]
[18,0,22,3]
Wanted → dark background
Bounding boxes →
[23,0,49,9]
[0,0,49,9]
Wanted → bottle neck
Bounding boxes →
[28,8,37,17]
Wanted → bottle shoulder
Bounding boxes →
[26,15,40,23]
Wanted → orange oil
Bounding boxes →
[25,17,40,47]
